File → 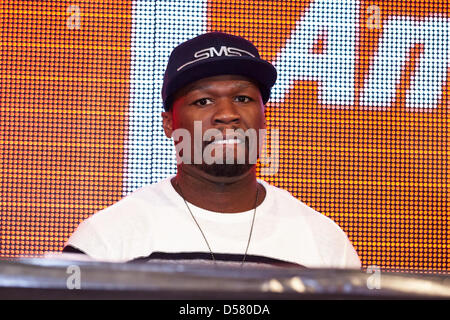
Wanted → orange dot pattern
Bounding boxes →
[209,0,448,272]
[1,0,448,273]
[1,1,131,257]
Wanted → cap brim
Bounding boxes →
[164,56,277,110]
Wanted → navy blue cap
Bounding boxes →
[162,32,277,111]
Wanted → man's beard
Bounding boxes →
[194,163,254,177]
[195,137,257,177]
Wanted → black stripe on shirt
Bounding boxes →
[62,246,305,268]
[62,245,86,254]
[130,251,306,268]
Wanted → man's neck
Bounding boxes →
[171,165,266,213]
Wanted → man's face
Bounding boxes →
[162,74,266,177]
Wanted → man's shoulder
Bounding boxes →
[65,177,176,261]
[259,180,360,268]
[126,177,174,201]
[67,177,175,239]
[261,179,347,235]
[97,178,171,212]
[261,180,323,214]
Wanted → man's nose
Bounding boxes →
[212,98,241,125]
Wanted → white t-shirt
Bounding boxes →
[66,177,361,269]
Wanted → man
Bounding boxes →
[64,32,361,269]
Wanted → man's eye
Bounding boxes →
[193,98,213,106]
[235,96,252,103]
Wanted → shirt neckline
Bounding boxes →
[161,175,273,222]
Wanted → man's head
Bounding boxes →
[161,32,277,112]
[161,32,277,178]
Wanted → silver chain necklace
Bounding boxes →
[176,181,259,266]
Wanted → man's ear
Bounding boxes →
[161,111,173,138]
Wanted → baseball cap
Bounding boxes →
[161,32,277,111]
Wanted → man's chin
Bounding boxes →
[195,163,254,177]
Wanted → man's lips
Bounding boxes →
[206,134,246,146]
[209,138,244,145]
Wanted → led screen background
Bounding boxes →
[1,0,448,271]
